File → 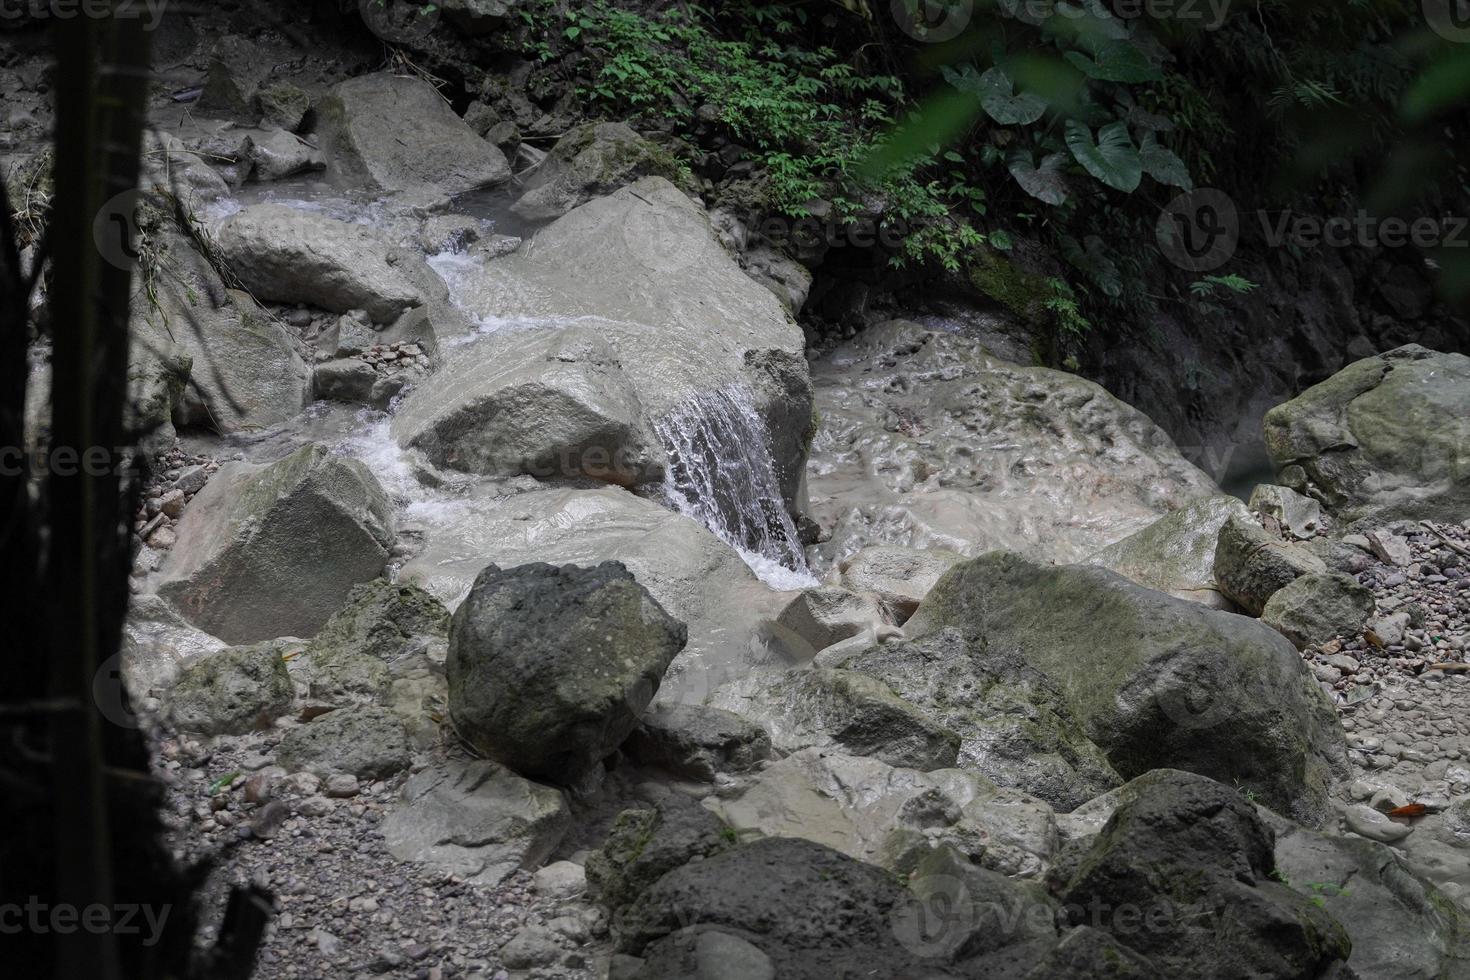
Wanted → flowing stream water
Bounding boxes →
[205,186,814,589]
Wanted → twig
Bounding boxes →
[1419,520,1470,557]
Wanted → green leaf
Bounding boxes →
[990,228,1014,250]
[1401,47,1470,123]
[976,67,1048,125]
[1064,119,1142,192]
[1062,233,1122,297]
[565,25,581,39]
[1064,40,1161,83]
[208,771,242,796]
[1008,151,1070,205]
[1139,131,1192,189]
[862,88,982,177]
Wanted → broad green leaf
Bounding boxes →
[1140,131,1192,189]
[862,88,982,177]
[1064,40,1161,83]
[1063,234,1122,297]
[1008,151,1070,205]
[990,228,1015,250]
[974,67,1048,125]
[1065,119,1142,192]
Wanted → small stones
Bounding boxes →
[324,774,360,798]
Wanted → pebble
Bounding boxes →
[1343,804,1412,842]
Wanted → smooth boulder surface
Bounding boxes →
[1212,514,1327,616]
[1264,344,1470,522]
[1087,494,1251,608]
[276,705,413,780]
[418,177,813,510]
[315,72,511,195]
[216,204,441,322]
[155,443,395,643]
[447,561,687,782]
[391,324,662,486]
[805,320,1217,572]
[511,121,685,221]
[830,627,1122,811]
[1260,571,1375,651]
[707,666,961,771]
[382,752,570,886]
[907,552,1346,824]
[710,747,1059,879]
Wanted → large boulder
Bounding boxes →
[276,705,413,780]
[1054,770,1350,979]
[131,230,309,434]
[416,177,812,515]
[707,666,960,771]
[382,752,570,886]
[1260,571,1375,651]
[827,628,1122,811]
[155,443,395,643]
[396,486,793,703]
[1263,344,1470,522]
[315,72,511,196]
[805,321,1217,573]
[511,122,686,221]
[390,324,662,486]
[1087,495,1251,608]
[709,748,1059,879]
[1212,514,1327,616]
[622,703,772,781]
[447,561,687,782]
[215,204,442,322]
[906,552,1346,825]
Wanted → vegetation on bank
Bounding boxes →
[499,0,1468,356]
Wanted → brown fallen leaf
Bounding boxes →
[1387,803,1427,819]
[1426,663,1470,674]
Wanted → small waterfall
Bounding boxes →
[655,386,815,589]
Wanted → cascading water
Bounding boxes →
[655,386,816,589]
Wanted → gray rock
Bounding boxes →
[692,932,774,980]
[586,790,735,923]
[382,753,569,885]
[439,0,515,35]
[835,545,965,623]
[421,177,812,511]
[831,628,1121,811]
[1366,529,1413,567]
[622,703,771,781]
[255,82,310,131]
[216,204,443,322]
[806,321,1218,573]
[447,561,687,782]
[710,747,1058,879]
[1249,484,1324,539]
[1212,514,1327,615]
[707,666,960,771]
[531,860,586,901]
[276,706,412,780]
[391,325,662,486]
[900,844,1058,962]
[1088,495,1252,608]
[166,641,294,735]
[1264,345,1470,522]
[244,128,325,182]
[306,578,450,668]
[312,358,381,407]
[316,72,511,196]
[1055,770,1350,978]
[1342,804,1412,843]
[155,444,395,643]
[1271,819,1470,979]
[1260,571,1375,650]
[120,594,228,700]
[774,586,885,653]
[907,552,1346,825]
[740,245,813,316]
[197,36,267,119]
[512,122,685,221]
